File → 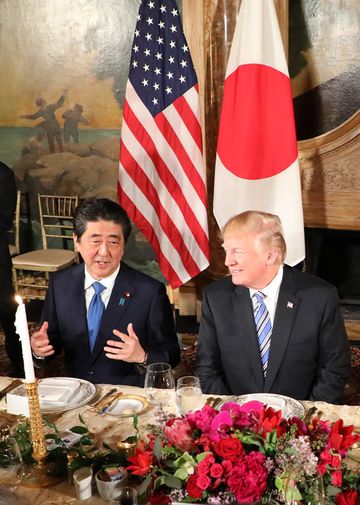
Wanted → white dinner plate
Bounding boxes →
[105,394,149,417]
[11,377,96,413]
[217,393,305,419]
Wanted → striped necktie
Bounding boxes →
[87,281,106,352]
[252,291,272,376]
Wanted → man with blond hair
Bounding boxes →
[195,211,350,403]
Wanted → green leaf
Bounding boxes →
[153,436,162,462]
[133,415,139,431]
[164,474,182,489]
[137,475,153,496]
[174,467,188,480]
[78,413,86,424]
[195,452,211,463]
[70,426,88,435]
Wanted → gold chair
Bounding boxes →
[12,194,79,300]
[8,190,21,257]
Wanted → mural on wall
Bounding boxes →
[289,0,359,140]
[0,0,179,280]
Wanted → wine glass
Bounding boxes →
[144,363,175,422]
[176,375,204,416]
[109,485,138,505]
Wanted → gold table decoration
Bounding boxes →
[21,380,64,488]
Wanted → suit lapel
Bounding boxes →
[69,265,90,358]
[233,285,264,390]
[91,263,136,362]
[264,267,300,392]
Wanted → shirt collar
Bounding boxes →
[249,265,284,299]
[84,264,120,290]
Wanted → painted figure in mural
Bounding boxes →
[20,90,68,153]
[0,161,24,377]
[62,104,90,143]
[21,131,45,157]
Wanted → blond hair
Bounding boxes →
[222,211,287,264]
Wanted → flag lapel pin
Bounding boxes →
[287,301,294,309]
[119,292,131,306]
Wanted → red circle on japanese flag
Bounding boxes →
[216,64,298,180]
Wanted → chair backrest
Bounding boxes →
[7,190,21,255]
[38,194,79,250]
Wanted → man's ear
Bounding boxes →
[73,234,80,252]
[265,247,279,266]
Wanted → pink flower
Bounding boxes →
[197,454,215,476]
[222,459,233,475]
[331,454,341,469]
[331,470,343,488]
[164,418,195,452]
[210,463,224,479]
[197,473,211,490]
[208,410,233,441]
[187,404,218,433]
[228,451,268,504]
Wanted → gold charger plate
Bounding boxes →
[105,394,149,417]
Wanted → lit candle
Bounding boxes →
[14,295,35,382]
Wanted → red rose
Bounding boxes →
[214,438,244,461]
[148,492,172,505]
[335,490,359,505]
[126,449,152,476]
[228,451,268,504]
[197,473,211,490]
[222,459,233,475]
[320,450,332,464]
[210,463,224,479]
[331,470,342,488]
[331,454,341,469]
[186,474,203,500]
[317,463,327,476]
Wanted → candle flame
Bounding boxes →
[15,295,23,304]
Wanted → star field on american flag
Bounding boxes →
[129,0,197,116]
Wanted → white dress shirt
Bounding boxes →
[84,265,120,312]
[249,265,284,325]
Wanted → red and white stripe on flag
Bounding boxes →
[118,0,209,288]
[214,0,305,266]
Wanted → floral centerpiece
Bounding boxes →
[126,401,360,505]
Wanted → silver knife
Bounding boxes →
[0,379,22,400]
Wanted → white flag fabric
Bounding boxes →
[214,0,305,265]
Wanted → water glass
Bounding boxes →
[109,485,138,505]
[144,363,175,421]
[176,375,203,415]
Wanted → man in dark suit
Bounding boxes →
[195,211,351,403]
[0,161,24,377]
[30,198,180,385]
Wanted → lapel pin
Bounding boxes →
[119,292,131,306]
[287,301,294,309]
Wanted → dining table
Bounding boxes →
[0,377,359,505]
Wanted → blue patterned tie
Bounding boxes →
[252,292,272,376]
[87,282,106,352]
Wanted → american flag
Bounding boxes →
[118,0,210,288]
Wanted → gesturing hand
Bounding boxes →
[104,323,146,363]
[30,321,54,357]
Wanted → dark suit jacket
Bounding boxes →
[195,265,351,403]
[42,262,180,385]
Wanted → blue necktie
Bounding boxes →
[252,292,272,376]
[87,282,106,352]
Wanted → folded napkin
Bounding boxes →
[38,378,81,406]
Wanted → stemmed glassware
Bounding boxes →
[144,362,175,422]
[176,375,204,416]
